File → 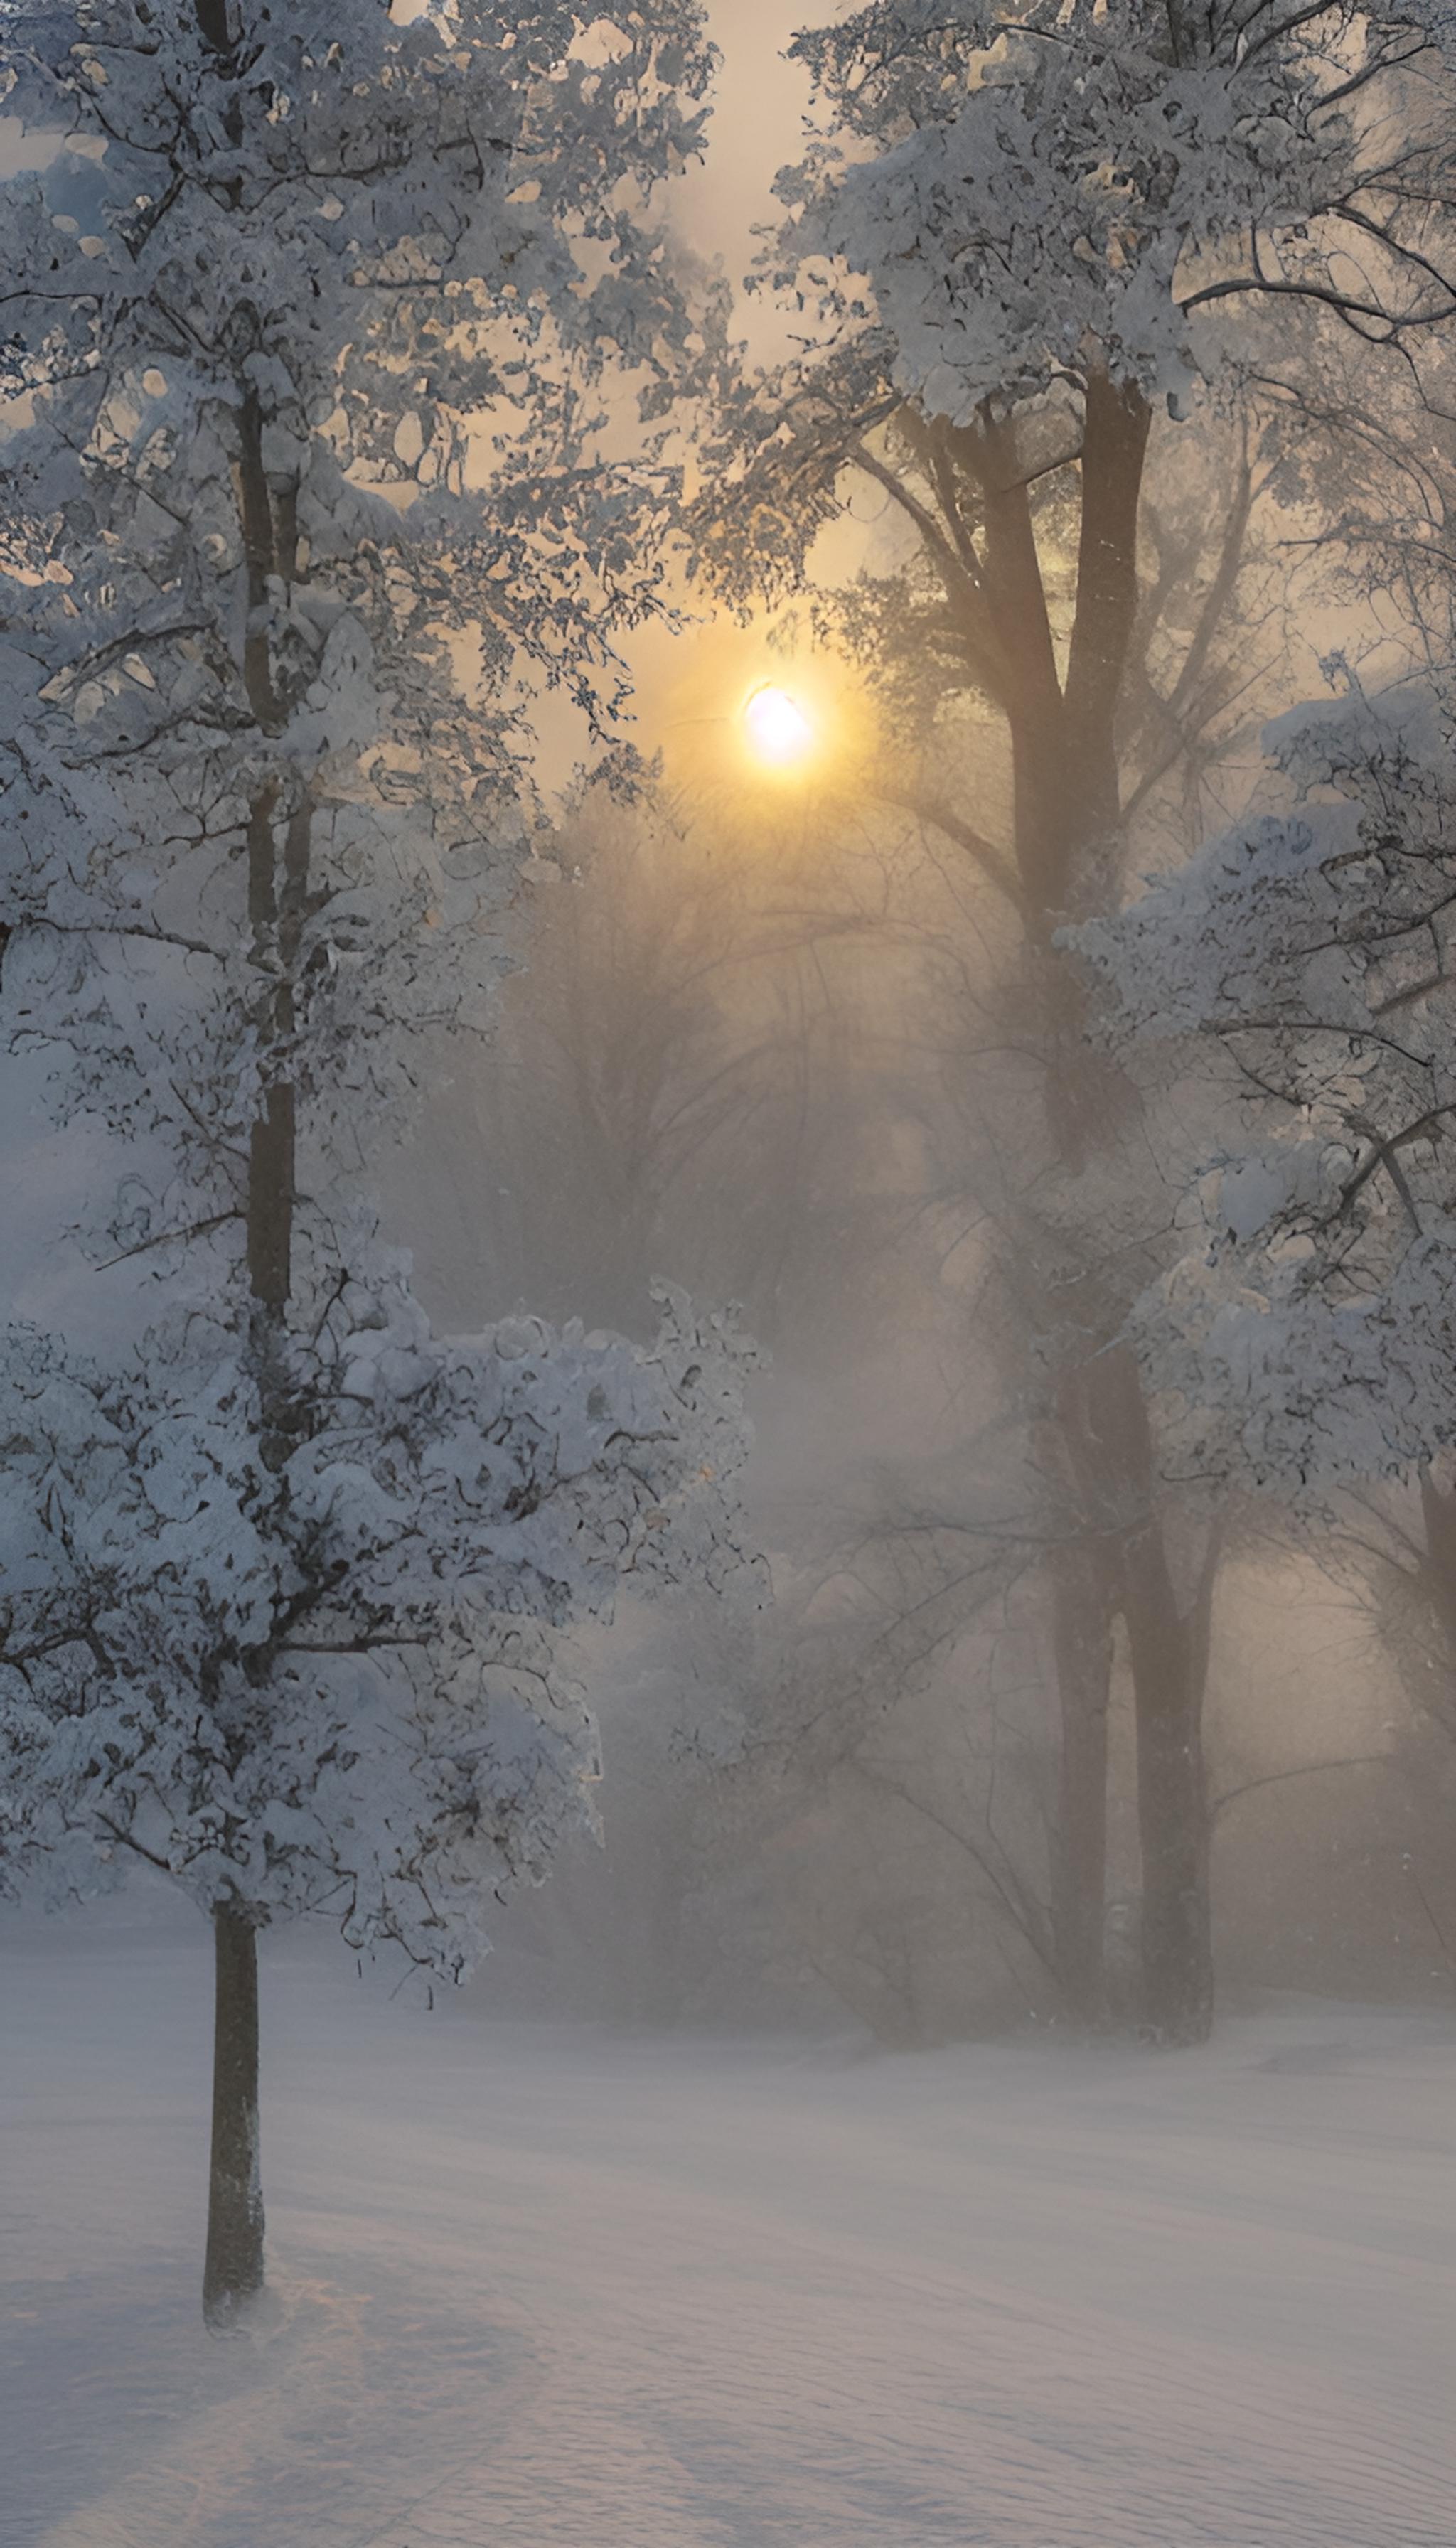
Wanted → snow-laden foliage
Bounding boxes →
[0,0,719,1259]
[783,0,1456,418]
[693,0,1456,613]
[0,2,760,1985]
[1069,684,1456,1489]
[0,1265,756,1973]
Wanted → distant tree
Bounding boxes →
[453,798,836,1339]
[692,0,1456,2040]
[0,0,757,2330]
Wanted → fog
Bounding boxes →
[382,732,1456,2048]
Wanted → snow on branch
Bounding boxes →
[0,1254,761,1976]
[0,0,726,1263]
[780,0,1456,418]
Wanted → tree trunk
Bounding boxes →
[202,1906,264,2330]
[1048,1542,1113,2023]
[926,371,1224,2040]
[1094,1350,1216,2043]
[1122,1540,1212,2041]
[975,385,1146,2028]
[1416,1474,1456,1741]
[196,336,306,2328]
[1062,371,1153,844]
[998,377,1216,2042]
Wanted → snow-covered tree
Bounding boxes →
[1068,675,1456,1774]
[0,1274,756,2298]
[689,0,1456,2042]
[1070,682,1456,1494]
[0,0,758,2330]
[697,0,1456,901]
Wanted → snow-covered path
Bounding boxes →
[3,1933,1452,2548]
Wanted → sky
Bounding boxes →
[678,1,813,352]
[616,4,899,784]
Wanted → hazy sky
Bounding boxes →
[678,2,814,354]
[619,4,886,776]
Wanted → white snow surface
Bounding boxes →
[3,1927,1452,2548]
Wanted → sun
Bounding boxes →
[742,682,815,769]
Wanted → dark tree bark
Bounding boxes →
[202,1906,264,2330]
[1048,1541,1114,2025]
[1062,372,1153,845]
[1417,1473,1456,1698]
[1096,1352,1217,2042]
[1126,1548,1213,2043]
[196,0,235,53]
[198,319,308,2323]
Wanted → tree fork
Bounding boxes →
[202,1905,264,2330]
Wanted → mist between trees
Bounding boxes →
[4,0,1456,2332]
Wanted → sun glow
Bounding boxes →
[742,682,815,769]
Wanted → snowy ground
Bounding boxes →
[2,1927,1452,2548]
